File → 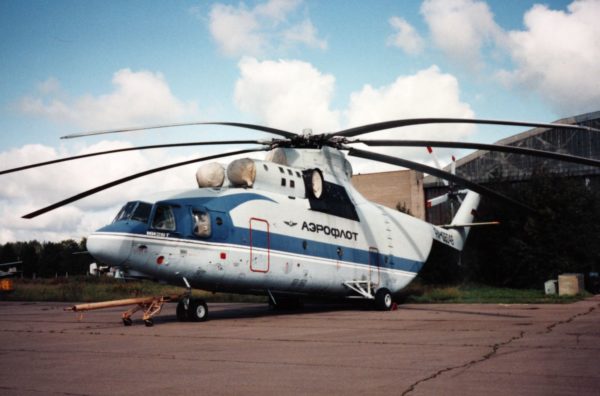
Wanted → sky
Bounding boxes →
[1,0,599,243]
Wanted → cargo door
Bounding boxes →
[249,218,270,273]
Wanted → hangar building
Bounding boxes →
[353,111,600,225]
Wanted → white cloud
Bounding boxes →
[18,69,198,129]
[283,19,327,50]
[420,0,600,115]
[207,0,326,57]
[498,0,600,115]
[255,0,302,22]
[387,16,424,55]
[234,57,341,133]
[345,65,475,173]
[346,65,474,130]
[0,140,210,243]
[233,58,474,173]
[208,3,264,57]
[421,0,503,69]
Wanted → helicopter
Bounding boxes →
[4,117,600,325]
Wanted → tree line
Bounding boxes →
[0,238,92,278]
[421,172,600,288]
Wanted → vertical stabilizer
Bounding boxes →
[431,191,481,251]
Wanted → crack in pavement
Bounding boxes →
[400,330,526,396]
[542,305,596,334]
[400,302,599,396]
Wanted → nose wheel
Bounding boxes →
[176,298,209,322]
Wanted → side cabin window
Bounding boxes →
[113,201,152,224]
[151,205,177,231]
[192,210,211,238]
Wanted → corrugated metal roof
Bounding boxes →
[424,110,600,186]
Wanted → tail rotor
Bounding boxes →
[425,148,468,218]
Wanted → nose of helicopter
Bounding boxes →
[86,231,133,267]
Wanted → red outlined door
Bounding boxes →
[369,247,380,286]
[250,218,270,273]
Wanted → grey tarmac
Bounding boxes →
[0,296,599,396]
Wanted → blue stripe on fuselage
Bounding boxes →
[97,225,423,274]
[96,192,423,274]
[224,227,423,274]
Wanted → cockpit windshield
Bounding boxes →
[113,201,153,224]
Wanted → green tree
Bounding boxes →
[463,173,600,288]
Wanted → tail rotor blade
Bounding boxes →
[451,155,456,175]
[427,193,449,208]
[426,146,449,186]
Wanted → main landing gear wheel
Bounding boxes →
[375,288,393,311]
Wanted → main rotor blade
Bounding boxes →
[22,147,269,219]
[333,118,599,138]
[346,147,535,213]
[61,121,297,140]
[1,140,267,175]
[352,139,600,168]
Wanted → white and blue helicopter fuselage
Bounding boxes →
[87,147,477,304]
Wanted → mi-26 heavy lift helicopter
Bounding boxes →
[4,117,600,326]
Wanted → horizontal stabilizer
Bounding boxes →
[441,221,500,229]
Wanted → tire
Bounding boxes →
[144,319,154,327]
[375,288,393,311]
[122,317,133,326]
[176,300,188,321]
[188,299,208,322]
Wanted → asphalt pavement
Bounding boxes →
[0,296,598,395]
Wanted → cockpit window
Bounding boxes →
[192,210,211,238]
[151,205,176,231]
[113,201,153,224]
[113,202,137,223]
[131,202,152,223]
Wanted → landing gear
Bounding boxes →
[176,298,209,322]
[189,299,209,322]
[375,288,393,311]
[343,282,395,311]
